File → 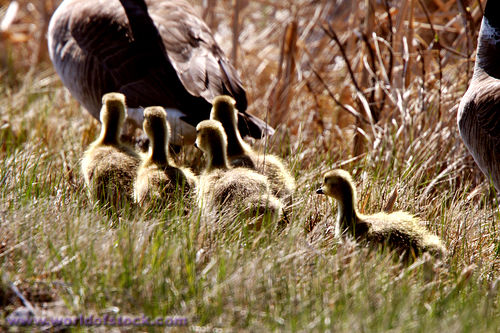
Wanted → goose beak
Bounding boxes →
[194,142,199,149]
[316,187,324,195]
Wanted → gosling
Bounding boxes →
[316,169,447,259]
[210,95,295,200]
[195,120,282,222]
[134,106,196,208]
[81,92,140,206]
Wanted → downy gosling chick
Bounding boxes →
[317,169,447,258]
[134,106,196,208]
[210,95,295,200]
[195,120,282,222]
[81,92,140,206]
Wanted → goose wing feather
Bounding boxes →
[143,0,247,111]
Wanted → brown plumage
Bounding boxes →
[81,92,140,205]
[458,0,500,191]
[195,120,282,221]
[210,95,295,200]
[134,106,196,208]
[48,0,273,145]
[317,169,447,258]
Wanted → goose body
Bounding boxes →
[195,120,282,220]
[458,0,500,191]
[81,93,140,205]
[48,0,272,145]
[134,106,196,208]
[210,95,295,200]
[317,169,447,258]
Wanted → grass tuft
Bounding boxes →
[0,0,499,331]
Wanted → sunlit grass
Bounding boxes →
[1,0,499,331]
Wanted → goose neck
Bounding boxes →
[476,17,500,78]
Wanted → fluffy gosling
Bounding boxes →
[317,169,447,258]
[195,119,282,222]
[81,92,140,205]
[134,106,196,208]
[210,95,295,200]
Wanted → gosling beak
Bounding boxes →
[316,187,324,195]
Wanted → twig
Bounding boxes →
[202,0,216,29]
[321,22,376,125]
[322,22,362,93]
[417,48,426,116]
[358,31,379,121]
[10,282,36,315]
[384,0,394,88]
[417,0,442,118]
[231,0,242,67]
[0,1,19,32]
[309,64,368,123]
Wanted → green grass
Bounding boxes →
[0,76,498,331]
[1,0,500,331]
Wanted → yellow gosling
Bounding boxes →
[317,169,447,258]
[134,106,196,208]
[195,119,282,222]
[210,95,295,200]
[81,92,140,206]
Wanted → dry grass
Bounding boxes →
[1,0,499,331]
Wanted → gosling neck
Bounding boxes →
[100,117,121,145]
[148,130,168,165]
[335,187,359,237]
[221,119,247,157]
[206,143,229,171]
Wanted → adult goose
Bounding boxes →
[458,0,500,191]
[48,0,272,145]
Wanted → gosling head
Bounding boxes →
[195,120,229,169]
[143,106,169,145]
[316,169,356,201]
[99,92,127,144]
[210,95,247,156]
[211,95,238,128]
[101,92,126,125]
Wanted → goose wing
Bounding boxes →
[143,0,247,111]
